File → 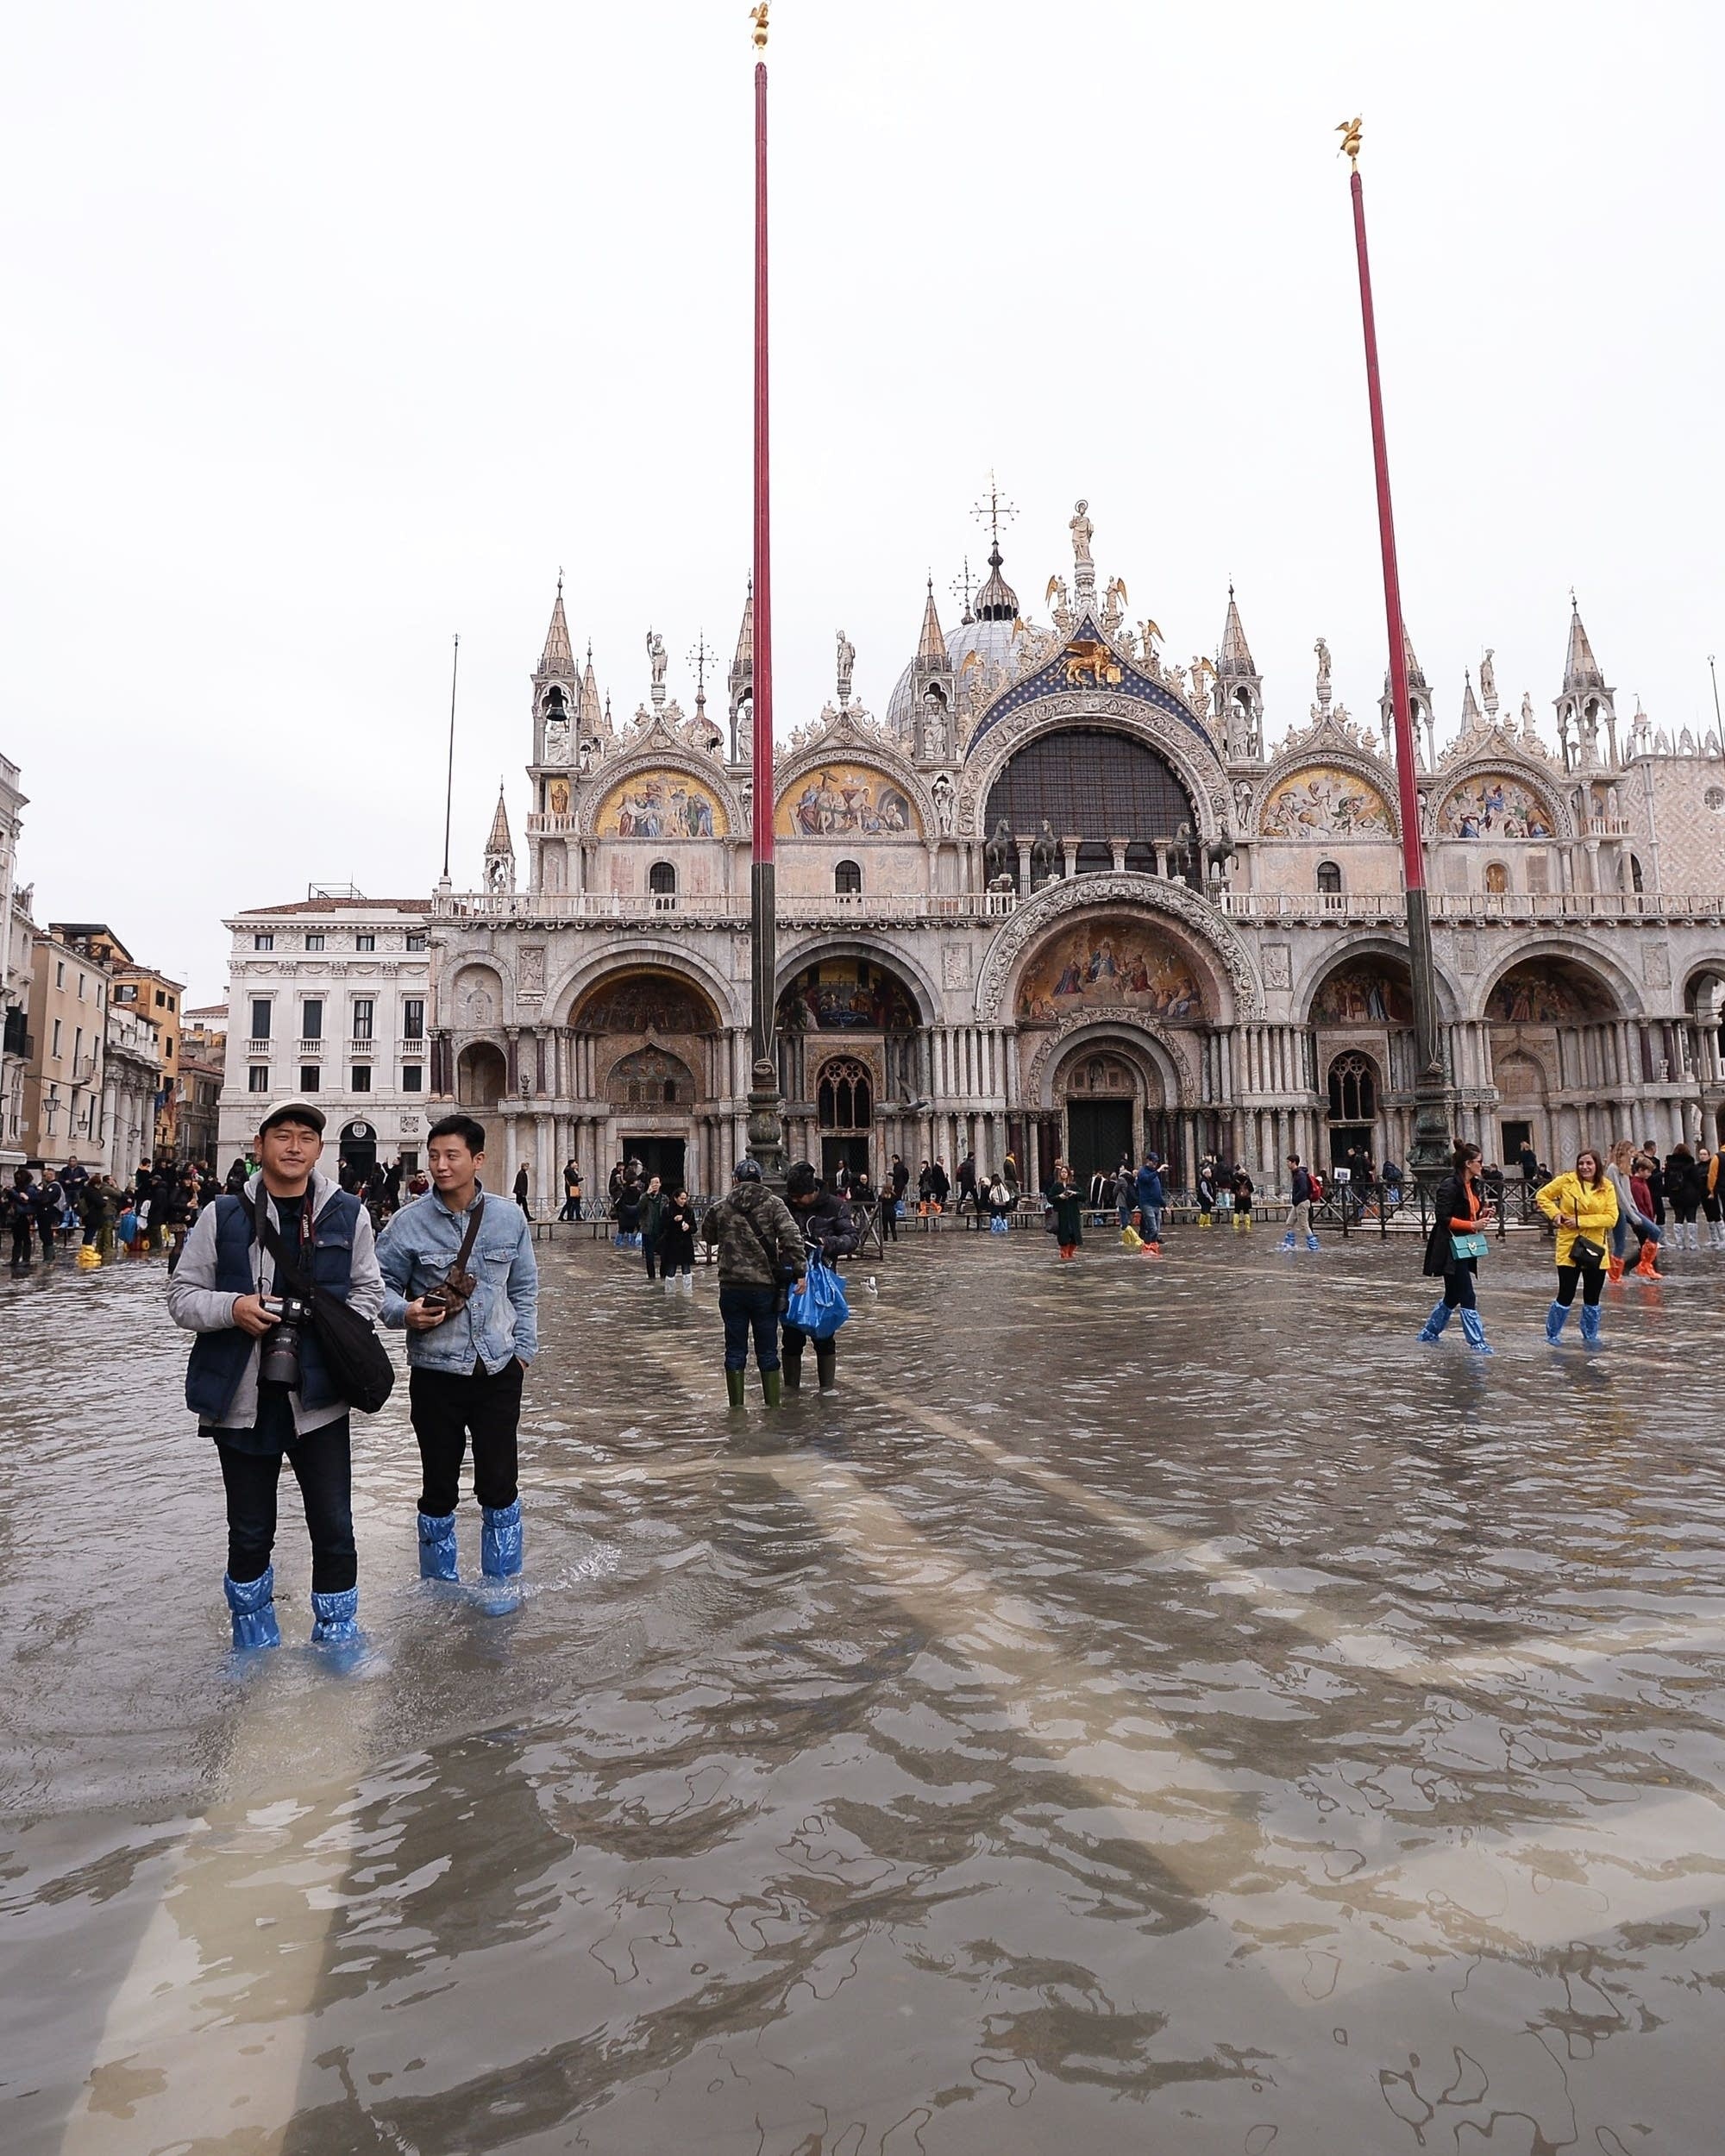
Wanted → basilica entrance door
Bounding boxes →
[1066,1100,1132,1185]
[821,1136,869,1185]
[620,1134,687,1190]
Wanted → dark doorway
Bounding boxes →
[821,1135,869,1185]
[340,1119,379,1183]
[1327,1123,1372,1170]
[1067,1100,1132,1184]
[619,1135,687,1190]
[1501,1119,1533,1162]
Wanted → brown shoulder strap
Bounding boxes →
[453,1195,485,1271]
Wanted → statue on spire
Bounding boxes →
[1070,499,1095,568]
[646,629,668,709]
[835,628,856,711]
[1479,647,1498,721]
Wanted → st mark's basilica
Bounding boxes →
[425,502,1725,1207]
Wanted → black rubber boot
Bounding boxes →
[781,1342,804,1390]
[814,1342,837,1392]
[725,1369,746,1408]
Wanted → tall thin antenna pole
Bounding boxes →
[442,633,460,883]
[1709,654,1722,737]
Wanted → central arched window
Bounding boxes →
[1070,1053,1135,1095]
[1327,1051,1378,1123]
[983,727,1198,879]
[649,861,677,905]
[834,858,862,896]
[1316,860,1343,895]
[817,1056,872,1130]
[1484,861,1509,895]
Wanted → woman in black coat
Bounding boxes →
[781,1162,857,1391]
[1418,1142,1492,1352]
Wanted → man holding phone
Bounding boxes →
[377,1114,538,1590]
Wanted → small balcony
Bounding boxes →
[247,1037,272,1055]
[297,1038,323,1056]
[398,1036,426,1056]
[348,1037,375,1056]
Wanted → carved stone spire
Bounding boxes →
[537,574,575,680]
[727,580,754,760]
[482,782,516,895]
[1555,595,1616,772]
[1214,585,1264,763]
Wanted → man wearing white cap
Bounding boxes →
[167,1099,385,1651]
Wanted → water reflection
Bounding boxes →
[2,1232,1722,2152]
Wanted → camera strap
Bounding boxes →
[251,1182,315,1299]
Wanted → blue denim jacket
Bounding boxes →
[377,1186,538,1374]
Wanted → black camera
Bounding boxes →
[259,1294,314,1388]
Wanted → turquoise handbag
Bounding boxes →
[1450,1229,1490,1261]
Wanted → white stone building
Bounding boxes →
[423,505,1725,1207]
[101,1000,160,1184]
[217,892,432,1177]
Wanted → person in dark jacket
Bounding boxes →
[701,1158,806,1406]
[6,1169,35,1269]
[612,1173,642,1250]
[929,1159,951,1211]
[781,1161,857,1391]
[1231,1166,1255,1232]
[1279,1155,1318,1252]
[957,1153,977,1213]
[1044,1160,1083,1261]
[657,1186,698,1289]
[1132,1156,1165,1256]
[637,1175,668,1280]
[559,1159,583,1221]
[1418,1140,1493,1352]
[1664,1144,1704,1250]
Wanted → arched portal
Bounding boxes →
[1324,1050,1381,1173]
[1484,953,1631,1166]
[456,1042,506,1107]
[984,727,1200,882]
[775,951,924,1179]
[572,966,724,1192]
[1307,950,1420,1169]
[1051,1037,1182,1185]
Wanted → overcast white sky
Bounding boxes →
[3,3,1721,1004]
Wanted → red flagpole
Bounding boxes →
[751,55,774,860]
[1341,119,1452,1173]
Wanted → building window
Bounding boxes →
[649,862,677,897]
[355,932,375,952]
[248,1065,271,1094]
[254,933,273,951]
[300,1065,321,1093]
[302,998,323,1041]
[1327,1052,1378,1124]
[1316,860,1343,894]
[78,974,86,1000]
[835,859,862,895]
[1628,853,1646,894]
[402,1063,423,1092]
[1484,861,1509,895]
[167,995,177,1012]
[163,1036,172,1059]
[403,999,424,1039]
[353,999,373,1041]
[305,932,325,952]
[51,1018,61,1057]
[251,998,272,1039]
[406,932,427,952]
[73,1026,83,1063]
[817,1056,873,1131]
[351,1064,373,1092]
[154,989,166,1006]
[55,960,65,987]
[116,982,137,1002]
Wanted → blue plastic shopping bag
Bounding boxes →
[785,1256,850,1338]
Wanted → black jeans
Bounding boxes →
[1554,1263,1605,1307]
[409,1358,523,1516]
[718,1284,781,1372]
[1440,1259,1478,1310]
[643,1236,660,1280]
[881,1197,899,1241]
[216,1398,356,1593]
[9,1219,30,1266]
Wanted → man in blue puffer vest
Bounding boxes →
[167,1099,385,1651]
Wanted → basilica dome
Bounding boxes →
[885,542,1040,737]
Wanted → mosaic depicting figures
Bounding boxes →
[1016,918,1205,1024]
[1488,963,1582,1024]
[1438,774,1555,840]
[576,972,715,1035]
[1311,964,1414,1025]
[775,764,919,840]
[777,958,919,1033]
[1260,766,1393,838]
[594,769,724,839]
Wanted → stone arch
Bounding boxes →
[957,695,1227,856]
[1682,958,1725,1023]
[1028,1012,1198,1112]
[549,942,738,1032]
[772,737,935,843]
[448,961,507,1032]
[976,872,1260,1024]
[455,1039,507,1107]
[1295,937,1463,1028]
[1252,751,1400,842]
[774,936,941,1030]
[1433,760,1570,843]
[569,963,726,1037]
[579,755,737,841]
[1474,938,1640,1025]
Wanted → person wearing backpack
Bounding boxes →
[700,1157,807,1407]
[1280,1155,1320,1252]
[166,1099,386,1651]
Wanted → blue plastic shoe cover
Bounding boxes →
[1306,1234,1320,1251]
[1416,1300,1452,1343]
[1458,1307,1494,1355]
[481,1497,524,1578]
[417,1510,459,1581]
[310,1587,361,1644]
[1545,1300,1569,1343]
[1578,1303,1603,1347]
[224,1567,281,1651]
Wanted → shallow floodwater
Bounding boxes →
[3,1223,1724,2153]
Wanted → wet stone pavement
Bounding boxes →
[3,1222,1725,2155]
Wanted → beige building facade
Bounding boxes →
[409,517,1725,1205]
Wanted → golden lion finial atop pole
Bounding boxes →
[1336,116,1363,168]
[750,2,768,50]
